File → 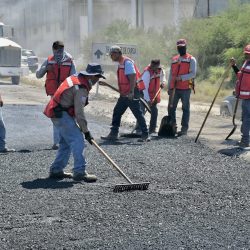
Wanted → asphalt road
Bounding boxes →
[0,79,249,249]
[0,102,249,249]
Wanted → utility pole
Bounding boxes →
[207,0,210,17]
[87,0,93,34]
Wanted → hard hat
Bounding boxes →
[244,44,250,54]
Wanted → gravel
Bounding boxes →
[0,104,249,249]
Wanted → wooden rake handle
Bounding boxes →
[91,139,133,184]
[195,64,231,143]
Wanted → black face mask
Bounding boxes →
[177,46,186,56]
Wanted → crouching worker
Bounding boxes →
[44,63,106,181]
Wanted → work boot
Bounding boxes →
[138,134,151,142]
[0,148,16,153]
[49,171,72,179]
[149,128,157,135]
[236,140,249,148]
[73,171,97,182]
[101,131,118,141]
[177,128,188,137]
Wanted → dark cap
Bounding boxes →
[176,39,187,47]
[150,59,160,65]
[80,63,106,79]
[109,45,122,54]
[52,41,64,50]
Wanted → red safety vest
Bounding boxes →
[117,56,145,96]
[170,53,192,90]
[144,65,162,103]
[45,55,73,96]
[44,75,90,118]
[236,60,250,99]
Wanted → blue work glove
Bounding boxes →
[84,131,94,145]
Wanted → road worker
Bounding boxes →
[44,63,105,181]
[168,39,197,136]
[0,92,15,153]
[101,45,150,142]
[36,41,76,150]
[141,59,166,134]
[230,44,250,148]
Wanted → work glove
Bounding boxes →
[230,57,236,66]
[160,83,165,89]
[84,131,94,145]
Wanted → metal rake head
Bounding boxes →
[113,182,150,192]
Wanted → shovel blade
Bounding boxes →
[113,182,150,192]
[225,125,237,140]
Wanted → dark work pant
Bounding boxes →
[111,96,148,136]
[169,89,191,131]
[241,99,250,144]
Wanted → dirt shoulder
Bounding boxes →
[1,75,247,161]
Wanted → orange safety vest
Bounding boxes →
[170,53,192,90]
[236,60,250,99]
[45,55,73,96]
[117,56,145,96]
[144,65,162,103]
[44,75,90,118]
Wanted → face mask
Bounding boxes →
[53,48,64,63]
[88,79,93,88]
[177,46,186,56]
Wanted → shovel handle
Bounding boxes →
[91,139,133,184]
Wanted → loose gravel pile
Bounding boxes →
[0,105,249,249]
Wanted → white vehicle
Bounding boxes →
[0,22,29,85]
[220,92,242,119]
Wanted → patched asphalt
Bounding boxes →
[0,104,249,249]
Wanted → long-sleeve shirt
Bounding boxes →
[36,51,76,79]
[167,55,197,90]
[142,68,166,102]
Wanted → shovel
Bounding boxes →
[195,65,231,143]
[225,97,239,140]
[91,139,150,192]
[99,81,151,114]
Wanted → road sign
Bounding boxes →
[92,43,138,65]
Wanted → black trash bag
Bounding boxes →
[158,115,177,137]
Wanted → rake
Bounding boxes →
[98,81,151,114]
[225,96,239,140]
[91,139,150,192]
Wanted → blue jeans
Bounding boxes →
[50,112,86,174]
[53,123,60,145]
[0,108,6,150]
[169,89,191,131]
[241,99,250,144]
[111,96,148,136]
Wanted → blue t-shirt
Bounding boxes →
[124,60,136,75]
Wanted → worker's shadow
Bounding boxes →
[21,178,75,189]
[218,146,250,157]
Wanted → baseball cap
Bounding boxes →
[52,41,64,49]
[109,45,122,54]
[176,39,187,47]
